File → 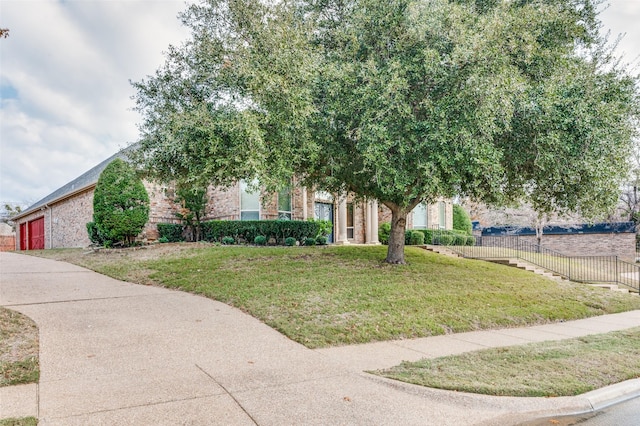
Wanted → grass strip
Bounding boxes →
[29,244,640,348]
[376,327,640,397]
[0,308,39,387]
[0,418,38,426]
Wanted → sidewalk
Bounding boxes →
[1,251,639,425]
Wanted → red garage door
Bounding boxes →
[28,217,45,250]
[20,223,27,251]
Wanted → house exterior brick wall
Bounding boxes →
[14,163,455,249]
[143,181,182,241]
[49,189,95,248]
[516,233,635,262]
[206,184,240,220]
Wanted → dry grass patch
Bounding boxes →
[0,307,39,387]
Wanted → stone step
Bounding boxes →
[588,283,630,294]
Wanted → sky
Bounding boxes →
[1,0,639,208]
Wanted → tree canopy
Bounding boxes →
[132,0,639,263]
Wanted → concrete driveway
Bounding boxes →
[1,252,636,425]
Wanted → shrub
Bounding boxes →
[410,231,425,245]
[173,182,207,242]
[466,235,476,246]
[222,236,235,245]
[158,236,169,243]
[285,237,297,246]
[379,222,391,245]
[254,235,267,245]
[86,221,105,246]
[437,234,454,245]
[91,158,149,247]
[316,235,328,245]
[304,237,316,246]
[453,204,472,235]
[157,223,185,243]
[419,229,433,244]
[453,233,467,246]
[308,219,333,238]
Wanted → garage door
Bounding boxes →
[20,223,27,251]
[28,217,45,250]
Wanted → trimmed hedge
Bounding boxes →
[413,229,476,246]
[201,220,320,245]
[157,223,185,243]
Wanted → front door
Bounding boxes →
[314,202,334,243]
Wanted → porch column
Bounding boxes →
[370,199,380,244]
[365,200,372,243]
[336,194,349,245]
[302,187,308,220]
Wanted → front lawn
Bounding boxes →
[30,244,640,348]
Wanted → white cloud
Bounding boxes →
[0,0,190,204]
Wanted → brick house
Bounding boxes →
[12,149,453,250]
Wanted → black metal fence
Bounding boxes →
[432,234,639,293]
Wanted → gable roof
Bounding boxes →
[13,147,133,221]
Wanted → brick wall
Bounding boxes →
[517,233,636,262]
[49,189,94,248]
[206,184,240,220]
[144,181,182,241]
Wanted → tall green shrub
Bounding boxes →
[91,158,150,247]
[453,204,472,235]
[379,222,391,245]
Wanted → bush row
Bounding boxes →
[416,229,475,246]
[377,222,475,246]
[157,220,328,246]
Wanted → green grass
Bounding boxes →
[376,327,640,397]
[29,244,640,348]
[0,417,38,426]
[0,308,39,387]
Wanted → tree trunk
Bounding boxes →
[385,206,407,264]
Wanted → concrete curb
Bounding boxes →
[362,374,640,423]
[580,378,640,411]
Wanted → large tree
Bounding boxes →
[132,0,639,264]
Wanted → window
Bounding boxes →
[439,201,446,229]
[278,186,292,220]
[240,180,260,220]
[412,203,428,229]
[347,202,354,239]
